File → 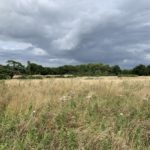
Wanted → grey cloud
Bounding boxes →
[0,0,150,67]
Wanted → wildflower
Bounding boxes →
[32,110,36,116]
[120,113,124,116]
[118,94,123,97]
[33,110,36,114]
[86,95,92,100]
[143,97,149,101]
[86,92,94,100]
[59,95,71,102]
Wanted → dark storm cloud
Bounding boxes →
[0,0,150,67]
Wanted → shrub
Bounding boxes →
[0,74,10,80]
[17,75,43,79]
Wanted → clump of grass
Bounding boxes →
[0,77,150,149]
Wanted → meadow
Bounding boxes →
[0,77,150,150]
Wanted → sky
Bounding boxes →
[0,0,150,68]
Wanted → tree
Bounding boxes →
[7,60,26,78]
[132,64,148,76]
[26,62,44,75]
[0,65,11,79]
[147,65,150,75]
[111,65,121,75]
[26,61,31,75]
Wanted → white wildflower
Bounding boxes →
[120,113,124,116]
[86,92,95,100]
[33,110,36,114]
[86,95,92,100]
[118,94,123,97]
[32,110,36,117]
[59,95,71,102]
[143,97,149,101]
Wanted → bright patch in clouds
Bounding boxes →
[32,48,48,56]
[0,40,32,51]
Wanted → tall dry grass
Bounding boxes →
[0,77,150,150]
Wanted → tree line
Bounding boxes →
[0,60,150,79]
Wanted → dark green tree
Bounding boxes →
[111,65,121,75]
[146,65,150,75]
[26,62,44,75]
[7,60,26,78]
[132,64,148,76]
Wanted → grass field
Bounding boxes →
[0,77,150,150]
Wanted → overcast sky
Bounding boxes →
[0,0,150,68]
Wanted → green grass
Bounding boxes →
[0,78,150,150]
